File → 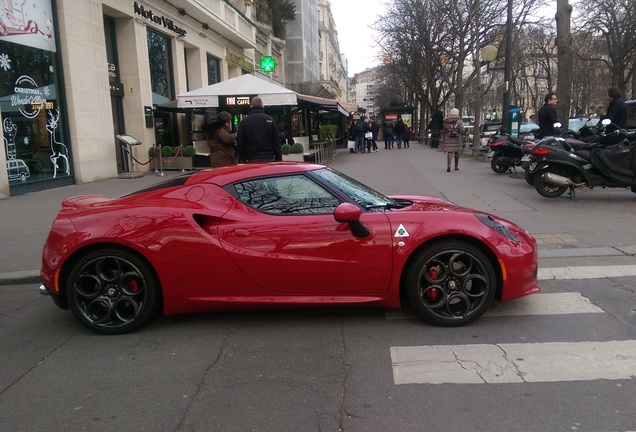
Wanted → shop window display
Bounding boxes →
[0,0,70,190]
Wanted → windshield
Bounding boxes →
[313,167,399,212]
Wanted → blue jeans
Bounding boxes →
[395,134,403,148]
[356,136,365,153]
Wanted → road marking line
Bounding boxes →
[385,292,603,320]
[391,340,636,385]
[538,265,636,280]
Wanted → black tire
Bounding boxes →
[66,248,160,334]
[535,171,568,198]
[524,168,535,186]
[404,240,497,326]
[490,153,509,174]
[631,184,636,193]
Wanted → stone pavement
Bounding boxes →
[1,141,635,286]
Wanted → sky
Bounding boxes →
[329,0,560,77]
[329,0,386,77]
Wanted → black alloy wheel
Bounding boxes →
[405,240,496,326]
[66,248,160,334]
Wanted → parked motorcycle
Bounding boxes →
[488,128,537,174]
[530,119,636,199]
[522,119,601,186]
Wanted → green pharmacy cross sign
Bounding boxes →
[260,56,276,73]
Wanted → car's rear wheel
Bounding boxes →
[405,240,496,326]
[535,171,568,198]
[490,153,509,174]
[66,248,159,334]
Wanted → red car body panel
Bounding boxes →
[40,163,539,318]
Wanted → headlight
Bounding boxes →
[475,213,520,242]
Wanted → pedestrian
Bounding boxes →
[383,119,394,149]
[237,96,282,162]
[354,117,366,153]
[428,108,444,148]
[536,92,559,138]
[442,108,465,172]
[204,111,237,167]
[347,119,357,153]
[364,118,373,153]
[601,86,628,132]
[371,117,380,152]
[394,117,406,149]
[403,125,411,148]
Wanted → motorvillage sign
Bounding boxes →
[133,2,187,37]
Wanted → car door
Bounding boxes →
[216,174,393,296]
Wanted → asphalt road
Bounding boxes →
[1,142,635,432]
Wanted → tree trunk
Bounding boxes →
[555,0,573,128]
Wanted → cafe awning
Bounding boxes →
[296,94,350,116]
[176,74,297,108]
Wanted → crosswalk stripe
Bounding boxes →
[538,264,636,280]
[384,292,604,320]
[391,340,636,385]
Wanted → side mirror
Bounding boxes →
[334,203,370,238]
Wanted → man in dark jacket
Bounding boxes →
[237,97,281,162]
[537,92,559,138]
[601,87,627,132]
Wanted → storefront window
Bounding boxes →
[1,0,70,190]
[147,28,176,148]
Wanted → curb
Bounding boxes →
[0,270,41,286]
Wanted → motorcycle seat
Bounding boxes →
[574,149,592,161]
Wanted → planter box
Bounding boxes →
[150,157,194,170]
[282,153,304,162]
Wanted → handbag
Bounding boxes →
[347,140,356,149]
[364,131,372,139]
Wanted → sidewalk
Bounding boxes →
[0,170,183,285]
[2,142,635,286]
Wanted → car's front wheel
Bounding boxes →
[405,240,496,326]
[66,248,160,334]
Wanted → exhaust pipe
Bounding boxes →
[542,172,574,187]
[39,284,49,296]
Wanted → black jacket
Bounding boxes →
[237,107,281,162]
[537,103,558,138]
[394,119,406,135]
[602,96,628,131]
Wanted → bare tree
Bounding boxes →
[573,0,636,98]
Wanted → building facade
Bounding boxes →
[0,0,285,198]
[317,0,346,100]
[284,0,319,85]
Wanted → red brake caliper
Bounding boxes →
[426,266,439,301]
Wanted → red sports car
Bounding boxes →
[40,163,539,334]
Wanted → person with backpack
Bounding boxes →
[354,117,366,153]
[442,108,465,172]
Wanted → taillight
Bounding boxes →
[533,147,551,156]
[489,141,504,147]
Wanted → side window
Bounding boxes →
[234,174,340,214]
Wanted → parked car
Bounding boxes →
[40,163,539,334]
[479,121,502,146]
[568,117,599,133]
[626,100,636,131]
[518,122,539,140]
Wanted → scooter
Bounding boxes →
[530,119,636,199]
[488,128,536,174]
[522,119,602,186]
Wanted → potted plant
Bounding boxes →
[283,141,305,162]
